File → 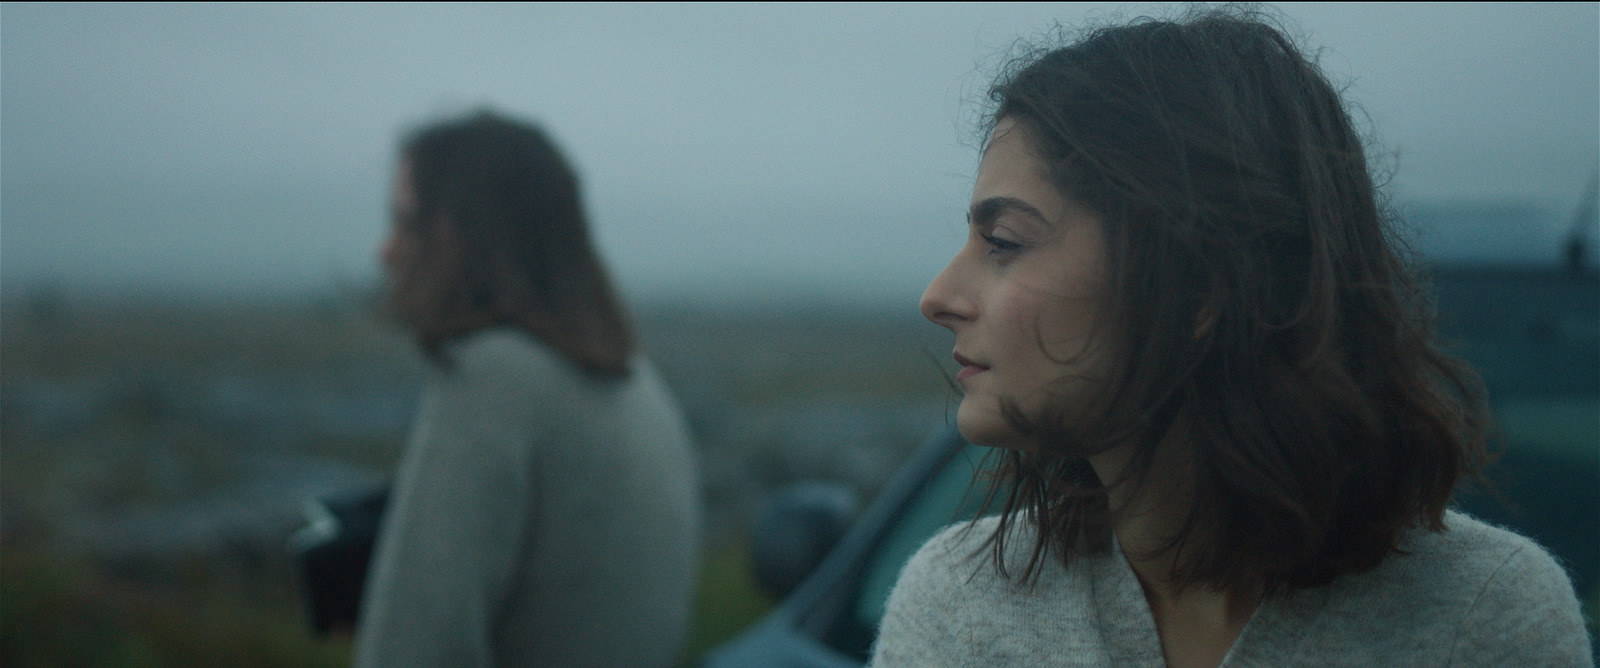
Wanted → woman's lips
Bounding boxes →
[953,352,989,381]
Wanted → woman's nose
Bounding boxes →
[919,255,976,329]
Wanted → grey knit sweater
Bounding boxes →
[353,329,701,668]
[872,510,1592,666]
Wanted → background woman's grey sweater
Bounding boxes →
[354,329,701,668]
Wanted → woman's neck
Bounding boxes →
[1088,439,1259,668]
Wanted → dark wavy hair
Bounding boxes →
[976,7,1489,596]
[383,110,634,377]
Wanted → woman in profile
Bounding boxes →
[355,110,700,668]
[875,8,1591,666]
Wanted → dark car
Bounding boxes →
[702,260,1600,666]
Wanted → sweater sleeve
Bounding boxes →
[1449,539,1594,667]
[353,339,549,668]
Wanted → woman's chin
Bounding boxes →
[956,400,1032,451]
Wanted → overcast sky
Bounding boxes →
[3,3,1597,303]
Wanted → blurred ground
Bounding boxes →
[0,289,956,665]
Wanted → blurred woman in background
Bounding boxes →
[357,110,700,668]
[877,8,1591,666]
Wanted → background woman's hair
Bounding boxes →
[977,6,1489,595]
[384,110,634,377]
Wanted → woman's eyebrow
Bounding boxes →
[969,196,1048,228]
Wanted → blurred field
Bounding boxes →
[0,288,956,666]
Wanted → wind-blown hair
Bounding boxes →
[977,8,1489,595]
[384,110,634,377]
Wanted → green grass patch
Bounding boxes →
[6,536,785,667]
[680,541,777,664]
[1,540,351,668]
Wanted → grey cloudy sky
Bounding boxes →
[3,3,1597,303]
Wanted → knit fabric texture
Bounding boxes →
[872,510,1592,666]
[354,329,701,668]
